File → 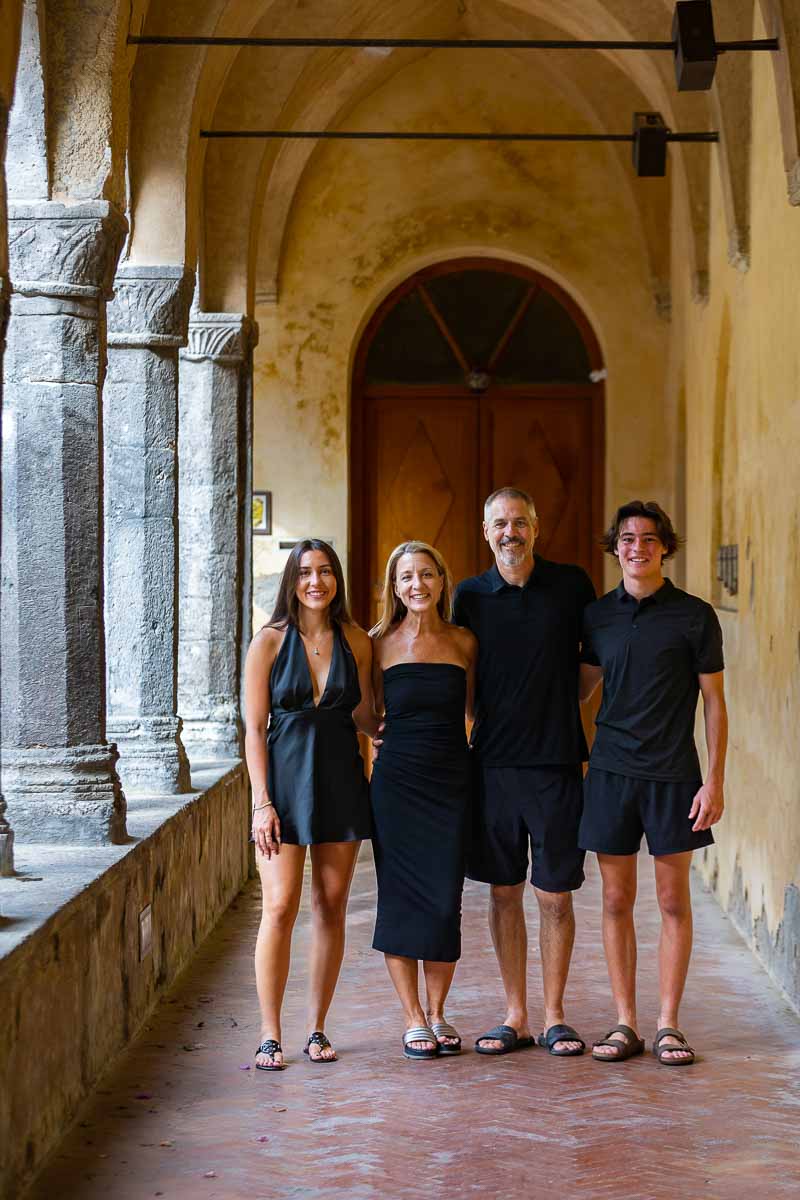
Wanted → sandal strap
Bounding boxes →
[654,1027,689,1047]
[256,1039,281,1057]
[542,1023,585,1049]
[306,1031,332,1050]
[404,1025,436,1045]
[430,1021,460,1039]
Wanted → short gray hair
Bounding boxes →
[483,486,537,523]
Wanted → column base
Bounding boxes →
[0,745,127,844]
[0,824,14,877]
[108,716,193,795]
[181,715,243,765]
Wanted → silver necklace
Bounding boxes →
[301,628,331,656]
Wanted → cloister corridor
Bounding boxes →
[27,849,800,1200]
[3,0,800,1195]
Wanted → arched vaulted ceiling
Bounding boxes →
[4,0,800,312]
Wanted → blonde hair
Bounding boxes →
[370,541,454,638]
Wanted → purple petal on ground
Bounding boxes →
[239,1065,251,1070]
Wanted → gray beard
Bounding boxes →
[498,544,527,566]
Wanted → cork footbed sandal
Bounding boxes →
[653,1027,695,1066]
[591,1024,645,1062]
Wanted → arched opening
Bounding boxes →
[350,257,605,625]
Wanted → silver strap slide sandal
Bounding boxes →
[403,1025,439,1060]
[430,1021,462,1055]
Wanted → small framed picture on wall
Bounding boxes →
[252,491,271,535]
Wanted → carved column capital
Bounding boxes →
[7,201,127,304]
[182,311,259,364]
[108,265,196,348]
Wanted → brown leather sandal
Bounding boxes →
[591,1023,645,1062]
[653,1027,695,1066]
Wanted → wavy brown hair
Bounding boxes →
[601,500,682,561]
[267,539,353,629]
[370,541,453,638]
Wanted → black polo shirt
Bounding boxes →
[453,557,596,766]
[581,578,724,782]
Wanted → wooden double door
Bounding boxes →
[357,385,602,626]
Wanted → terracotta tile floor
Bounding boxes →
[30,850,800,1200]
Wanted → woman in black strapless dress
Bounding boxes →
[371,541,476,1059]
[244,539,377,1071]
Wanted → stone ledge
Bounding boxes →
[0,760,251,1200]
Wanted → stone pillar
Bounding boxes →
[105,266,195,794]
[2,201,127,844]
[0,272,13,875]
[178,312,257,763]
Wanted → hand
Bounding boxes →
[371,721,385,762]
[689,779,724,831]
[252,803,281,858]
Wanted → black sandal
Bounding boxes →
[591,1024,645,1062]
[255,1038,285,1071]
[475,1024,536,1055]
[304,1030,337,1063]
[537,1023,586,1056]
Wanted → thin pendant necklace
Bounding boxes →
[301,627,331,656]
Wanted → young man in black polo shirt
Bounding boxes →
[579,501,727,1066]
[453,487,595,1057]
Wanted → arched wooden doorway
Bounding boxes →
[350,258,605,626]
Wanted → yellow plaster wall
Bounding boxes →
[252,49,670,625]
[673,28,800,954]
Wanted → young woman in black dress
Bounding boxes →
[244,539,377,1070]
[371,541,476,1059]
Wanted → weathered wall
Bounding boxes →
[0,765,250,1199]
[252,48,670,623]
[674,8,800,1009]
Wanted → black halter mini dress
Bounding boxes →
[267,622,371,845]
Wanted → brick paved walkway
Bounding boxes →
[30,849,800,1200]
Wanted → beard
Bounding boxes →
[498,539,528,565]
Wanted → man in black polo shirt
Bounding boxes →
[579,500,727,1067]
[453,486,595,1057]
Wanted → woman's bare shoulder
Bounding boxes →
[342,621,372,656]
[247,624,284,662]
[450,623,478,659]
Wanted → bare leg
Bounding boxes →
[534,888,581,1051]
[423,959,459,1047]
[476,882,530,1050]
[384,954,436,1053]
[594,853,639,1057]
[654,851,694,1062]
[254,844,307,1066]
[305,841,361,1060]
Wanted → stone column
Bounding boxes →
[0,272,13,874]
[105,266,195,794]
[2,201,127,844]
[178,312,257,763]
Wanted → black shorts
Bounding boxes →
[467,765,585,892]
[579,768,715,857]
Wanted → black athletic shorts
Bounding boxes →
[467,765,585,892]
[579,768,715,857]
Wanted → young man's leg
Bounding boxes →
[594,852,639,1056]
[654,850,694,1062]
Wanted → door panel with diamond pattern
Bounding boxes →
[366,396,480,627]
[485,392,596,572]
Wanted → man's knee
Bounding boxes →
[535,888,573,922]
[490,882,526,916]
[602,883,636,919]
[656,887,692,922]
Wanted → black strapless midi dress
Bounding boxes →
[371,664,471,963]
[267,622,371,845]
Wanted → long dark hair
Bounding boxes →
[267,539,353,629]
